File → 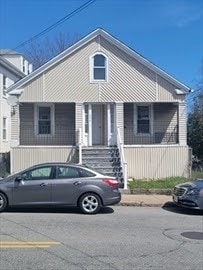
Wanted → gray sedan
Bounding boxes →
[0,163,121,214]
[172,179,203,210]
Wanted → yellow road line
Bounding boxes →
[0,241,60,249]
[0,245,50,248]
[0,242,60,245]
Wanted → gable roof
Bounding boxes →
[0,56,25,78]
[7,28,191,93]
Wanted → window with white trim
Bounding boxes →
[35,105,55,135]
[3,117,7,140]
[134,105,153,134]
[3,75,7,96]
[91,53,107,81]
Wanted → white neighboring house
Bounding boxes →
[0,49,32,153]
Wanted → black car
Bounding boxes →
[173,179,203,210]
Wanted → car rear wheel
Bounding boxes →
[0,192,8,212]
[79,193,101,214]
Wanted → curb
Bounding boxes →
[118,202,165,207]
[121,188,172,195]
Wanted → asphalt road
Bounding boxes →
[0,205,202,270]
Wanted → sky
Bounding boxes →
[0,0,203,92]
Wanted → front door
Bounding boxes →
[92,104,102,145]
[83,103,116,146]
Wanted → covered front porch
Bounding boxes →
[16,102,182,147]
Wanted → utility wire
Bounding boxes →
[12,0,96,51]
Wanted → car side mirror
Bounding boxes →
[15,175,22,182]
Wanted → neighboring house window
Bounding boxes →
[3,117,7,140]
[3,75,7,96]
[90,53,108,81]
[22,59,25,73]
[134,104,153,134]
[35,104,55,135]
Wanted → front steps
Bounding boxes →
[82,146,124,186]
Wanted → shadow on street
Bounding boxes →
[162,202,203,216]
[3,206,114,215]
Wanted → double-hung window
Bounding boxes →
[91,53,108,81]
[3,117,7,140]
[134,105,153,134]
[38,107,51,134]
[35,104,54,135]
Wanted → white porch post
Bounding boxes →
[88,104,92,146]
[75,103,83,164]
[115,102,124,143]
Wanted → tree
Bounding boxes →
[187,65,203,160]
[24,32,80,70]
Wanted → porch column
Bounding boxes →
[178,102,187,145]
[115,102,124,143]
[75,103,83,146]
[10,105,20,173]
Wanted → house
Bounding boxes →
[0,50,32,156]
[7,29,191,188]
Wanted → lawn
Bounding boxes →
[127,171,203,190]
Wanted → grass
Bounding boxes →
[128,170,203,190]
[128,177,189,190]
[191,170,203,179]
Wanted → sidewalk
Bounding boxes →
[119,193,172,207]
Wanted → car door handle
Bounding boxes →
[40,183,47,187]
[73,181,82,186]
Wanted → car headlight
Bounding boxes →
[187,189,199,195]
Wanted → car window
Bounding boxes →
[78,168,96,177]
[56,166,96,179]
[56,166,80,179]
[22,166,52,180]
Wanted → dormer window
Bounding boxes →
[90,53,108,82]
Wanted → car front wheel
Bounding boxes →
[79,193,102,214]
[0,192,8,212]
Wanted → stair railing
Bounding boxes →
[78,128,82,164]
[117,127,128,189]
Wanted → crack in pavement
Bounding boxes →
[0,216,120,270]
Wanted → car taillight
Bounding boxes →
[103,178,119,187]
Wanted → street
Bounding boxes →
[0,205,202,270]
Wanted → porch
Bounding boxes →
[17,102,180,147]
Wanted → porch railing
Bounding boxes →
[78,128,82,164]
[117,127,128,189]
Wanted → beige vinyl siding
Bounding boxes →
[15,36,185,105]
[20,75,44,101]
[44,38,100,102]
[157,75,185,102]
[19,103,75,145]
[178,102,187,145]
[11,146,77,173]
[124,146,190,179]
[99,37,157,102]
